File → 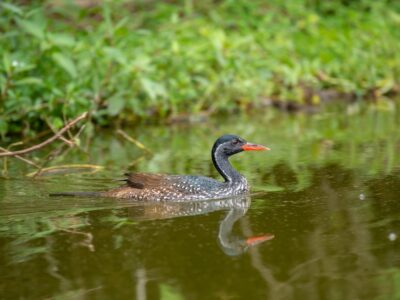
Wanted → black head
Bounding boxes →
[212,134,269,157]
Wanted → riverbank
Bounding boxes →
[1,0,400,137]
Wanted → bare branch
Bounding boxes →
[0,146,40,168]
[44,117,75,147]
[0,112,88,157]
[58,135,75,146]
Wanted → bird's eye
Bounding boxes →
[232,139,240,145]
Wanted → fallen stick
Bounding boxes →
[0,112,88,157]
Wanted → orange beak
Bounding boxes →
[242,143,270,151]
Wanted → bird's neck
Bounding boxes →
[212,152,243,183]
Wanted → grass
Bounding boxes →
[1,0,400,138]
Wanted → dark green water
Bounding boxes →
[1,104,400,300]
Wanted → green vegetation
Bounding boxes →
[1,0,400,137]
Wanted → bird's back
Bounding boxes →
[103,173,248,201]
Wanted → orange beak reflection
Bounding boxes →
[245,234,275,246]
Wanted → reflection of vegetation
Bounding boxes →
[376,268,400,300]
[160,284,184,300]
[1,0,400,136]
[0,207,102,263]
[102,212,137,229]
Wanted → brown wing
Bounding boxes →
[124,173,172,189]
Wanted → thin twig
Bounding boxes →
[59,135,75,146]
[2,157,8,177]
[116,129,152,153]
[44,116,77,147]
[0,112,88,157]
[72,123,87,152]
[0,146,40,168]
[26,164,103,177]
[30,142,69,178]
[127,155,146,168]
[30,120,89,177]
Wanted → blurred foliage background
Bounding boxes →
[1,0,400,138]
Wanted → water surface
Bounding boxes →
[1,104,400,299]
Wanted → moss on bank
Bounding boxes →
[1,0,400,137]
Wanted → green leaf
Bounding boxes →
[16,19,45,39]
[50,117,64,129]
[0,118,8,137]
[52,52,77,78]
[140,78,166,101]
[14,77,43,86]
[107,96,126,116]
[2,52,11,74]
[48,33,76,47]
[0,2,23,15]
[13,64,36,74]
[103,47,127,65]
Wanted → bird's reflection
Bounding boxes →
[218,205,274,256]
[125,195,274,256]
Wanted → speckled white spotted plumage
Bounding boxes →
[104,173,249,201]
[52,134,268,201]
[101,134,268,201]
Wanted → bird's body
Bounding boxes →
[51,134,269,201]
[102,173,249,201]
